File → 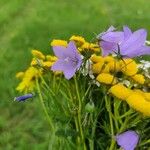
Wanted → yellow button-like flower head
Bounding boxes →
[51,39,68,47]
[92,61,104,74]
[126,93,150,116]
[120,59,138,76]
[31,50,45,60]
[109,83,132,100]
[96,73,117,85]
[16,72,24,79]
[69,35,85,46]
[131,74,145,84]
[90,54,103,63]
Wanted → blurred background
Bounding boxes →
[0,0,150,149]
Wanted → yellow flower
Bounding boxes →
[104,56,114,63]
[120,59,138,76]
[144,93,150,101]
[131,74,145,84]
[109,84,132,100]
[107,61,121,72]
[16,72,24,79]
[42,61,54,68]
[31,50,45,60]
[90,54,103,63]
[126,93,150,116]
[69,35,85,46]
[96,73,117,85]
[46,55,58,62]
[92,61,104,74]
[50,39,68,47]
[30,58,43,67]
[81,42,100,52]
[16,67,41,93]
[101,65,110,73]
[133,89,150,102]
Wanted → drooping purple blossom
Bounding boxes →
[14,93,33,102]
[115,130,139,150]
[98,26,150,57]
[51,41,82,79]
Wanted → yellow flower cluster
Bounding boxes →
[109,84,150,116]
[91,54,145,85]
[31,50,57,69]
[16,50,58,93]
[50,35,100,53]
[16,67,42,93]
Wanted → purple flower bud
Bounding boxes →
[14,93,34,102]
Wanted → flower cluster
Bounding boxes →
[15,26,150,150]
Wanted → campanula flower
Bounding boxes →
[115,130,139,150]
[98,26,150,57]
[51,41,82,79]
[14,93,34,102]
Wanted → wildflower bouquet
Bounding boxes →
[15,26,150,150]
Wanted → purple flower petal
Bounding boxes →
[123,45,150,57]
[51,41,82,79]
[120,29,147,54]
[101,31,124,43]
[51,59,66,71]
[98,26,149,58]
[100,41,118,56]
[123,26,132,40]
[53,46,68,59]
[64,68,76,79]
[115,130,139,150]
[107,26,116,32]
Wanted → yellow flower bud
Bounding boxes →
[31,50,45,60]
[131,74,145,84]
[16,72,24,79]
[46,55,58,62]
[50,39,68,47]
[92,61,104,74]
[104,56,114,63]
[107,61,121,72]
[109,84,132,100]
[90,54,103,63]
[96,73,117,85]
[69,35,85,46]
[120,59,138,76]
[81,42,100,52]
[42,61,54,68]
[126,93,150,116]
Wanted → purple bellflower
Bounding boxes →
[51,41,82,79]
[14,93,33,102]
[98,26,150,57]
[115,130,139,150]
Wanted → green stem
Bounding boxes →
[105,95,115,150]
[74,77,87,150]
[36,78,54,130]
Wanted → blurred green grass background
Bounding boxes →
[0,0,150,149]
